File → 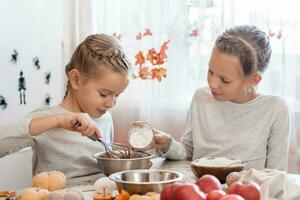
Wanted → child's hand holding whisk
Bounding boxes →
[57,113,101,138]
[29,112,101,138]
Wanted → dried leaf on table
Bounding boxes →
[0,191,16,198]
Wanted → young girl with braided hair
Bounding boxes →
[0,34,131,185]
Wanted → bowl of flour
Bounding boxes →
[128,121,154,150]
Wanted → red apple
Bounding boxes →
[195,174,222,193]
[239,181,261,200]
[227,181,260,200]
[160,183,180,200]
[220,194,245,200]
[173,183,206,200]
[227,182,243,194]
[206,189,226,200]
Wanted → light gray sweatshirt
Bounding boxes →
[164,87,290,171]
[0,105,114,186]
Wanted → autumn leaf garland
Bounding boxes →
[133,40,170,81]
[112,29,170,82]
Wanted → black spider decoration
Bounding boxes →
[45,94,51,105]
[33,57,41,70]
[11,49,18,64]
[45,71,51,84]
[0,95,8,110]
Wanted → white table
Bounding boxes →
[75,158,300,199]
[2,158,300,200]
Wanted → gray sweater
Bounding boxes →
[0,105,114,186]
[165,88,290,171]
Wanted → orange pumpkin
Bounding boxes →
[115,190,130,200]
[20,187,49,200]
[46,189,84,200]
[32,170,66,191]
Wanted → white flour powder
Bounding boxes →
[191,157,242,167]
[129,126,153,149]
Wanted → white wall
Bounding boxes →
[0,0,63,190]
[0,148,32,190]
[0,0,64,123]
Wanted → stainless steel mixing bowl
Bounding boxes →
[109,169,183,194]
[93,151,155,176]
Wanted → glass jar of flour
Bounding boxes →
[128,121,154,151]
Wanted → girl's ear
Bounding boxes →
[248,73,262,87]
[68,69,82,90]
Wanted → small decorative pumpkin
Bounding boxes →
[46,189,84,200]
[115,190,130,200]
[94,177,116,194]
[129,194,151,200]
[20,187,49,200]
[32,170,66,191]
[145,192,160,200]
[93,193,112,200]
[129,192,160,200]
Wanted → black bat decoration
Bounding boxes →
[45,94,51,105]
[33,57,41,70]
[45,71,51,84]
[11,49,18,64]
[0,95,8,110]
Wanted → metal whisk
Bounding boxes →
[89,134,131,159]
[73,120,131,159]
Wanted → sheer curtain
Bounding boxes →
[210,0,300,172]
[93,0,194,141]
[62,0,300,172]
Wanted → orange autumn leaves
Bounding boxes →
[134,40,170,81]
[112,28,170,82]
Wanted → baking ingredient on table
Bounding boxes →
[190,157,245,182]
[46,188,84,200]
[94,177,116,194]
[20,187,49,200]
[32,170,66,191]
[191,157,243,167]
